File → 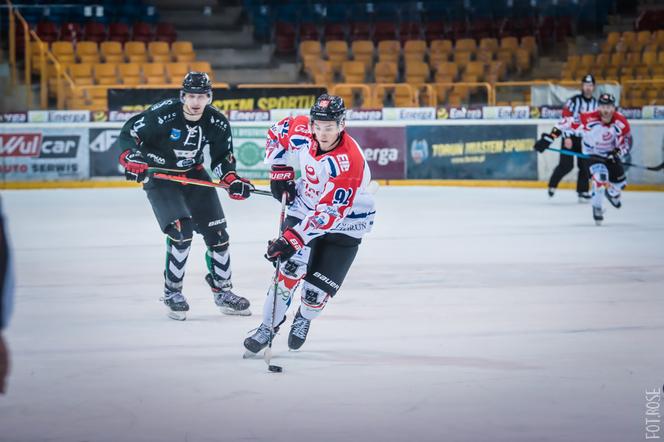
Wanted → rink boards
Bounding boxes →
[1,119,663,188]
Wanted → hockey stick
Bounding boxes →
[264,192,288,373]
[546,147,664,172]
[149,171,273,196]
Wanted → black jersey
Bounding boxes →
[115,99,235,177]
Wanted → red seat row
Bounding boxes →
[34,21,177,44]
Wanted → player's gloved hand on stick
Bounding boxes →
[119,149,149,183]
[265,228,304,262]
[221,172,254,200]
[269,165,296,204]
[608,147,622,163]
[533,128,562,153]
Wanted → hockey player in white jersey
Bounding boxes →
[534,93,633,225]
[243,94,375,354]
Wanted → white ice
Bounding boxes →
[1,185,663,442]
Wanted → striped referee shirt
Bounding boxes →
[562,94,598,138]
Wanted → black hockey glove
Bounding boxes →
[607,147,622,163]
[265,228,304,262]
[269,165,296,204]
[533,128,562,153]
[119,149,148,183]
[221,172,254,200]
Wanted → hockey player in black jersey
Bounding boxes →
[116,72,254,320]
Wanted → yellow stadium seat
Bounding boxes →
[595,53,610,68]
[189,61,214,81]
[434,61,458,82]
[149,41,172,63]
[374,61,398,83]
[166,62,189,83]
[52,41,75,64]
[311,60,335,85]
[602,31,620,52]
[404,61,429,84]
[332,84,372,108]
[118,63,142,84]
[377,40,401,63]
[476,50,493,64]
[125,42,148,63]
[374,84,415,107]
[143,63,166,84]
[521,36,537,55]
[93,63,118,85]
[479,38,498,53]
[68,63,94,85]
[351,40,374,69]
[496,50,513,69]
[76,41,100,64]
[453,51,472,68]
[465,61,484,80]
[172,41,196,63]
[341,61,366,83]
[515,48,531,72]
[101,41,124,63]
[625,52,641,66]
[500,37,518,51]
[455,38,476,53]
[642,51,657,66]
[404,40,426,63]
[326,40,349,71]
[610,52,625,66]
[299,40,322,59]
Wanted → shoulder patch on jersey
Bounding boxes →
[336,153,350,172]
[170,128,181,141]
[132,116,146,132]
[326,156,339,177]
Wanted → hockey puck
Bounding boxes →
[268,364,283,373]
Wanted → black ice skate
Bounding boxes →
[205,274,251,316]
[547,187,555,198]
[161,290,189,321]
[605,192,622,209]
[288,309,311,351]
[592,206,605,226]
[243,323,272,355]
[578,192,591,203]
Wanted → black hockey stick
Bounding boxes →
[546,147,664,172]
[148,169,272,196]
[264,192,289,374]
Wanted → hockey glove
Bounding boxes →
[221,171,254,200]
[269,165,296,204]
[607,147,622,163]
[119,149,148,183]
[265,228,304,262]
[533,128,562,153]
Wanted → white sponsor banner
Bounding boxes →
[0,127,89,181]
[382,107,436,121]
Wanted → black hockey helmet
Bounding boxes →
[182,72,212,94]
[598,93,616,106]
[310,94,346,124]
[581,74,596,85]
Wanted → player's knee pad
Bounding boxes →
[165,218,193,244]
[300,282,330,319]
[202,227,229,250]
[589,163,609,185]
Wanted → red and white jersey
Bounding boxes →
[556,110,632,157]
[266,115,375,242]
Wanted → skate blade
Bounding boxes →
[220,307,252,316]
[594,219,603,226]
[167,310,187,321]
[243,349,263,359]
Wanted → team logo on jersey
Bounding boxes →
[305,165,319,184]
[602,132,612,141]
[170,128,181,141]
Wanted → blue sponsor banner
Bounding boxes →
[406,124,539,180]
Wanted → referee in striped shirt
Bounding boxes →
[547,74,598,202]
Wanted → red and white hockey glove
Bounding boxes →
[269,165,296,204]
[221,171,254,200]
[119,149,148,183]
[265,227,304,262]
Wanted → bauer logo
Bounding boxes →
[39,136,80,158]
[0,133,43,157]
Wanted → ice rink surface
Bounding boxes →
[1,185,663,442]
